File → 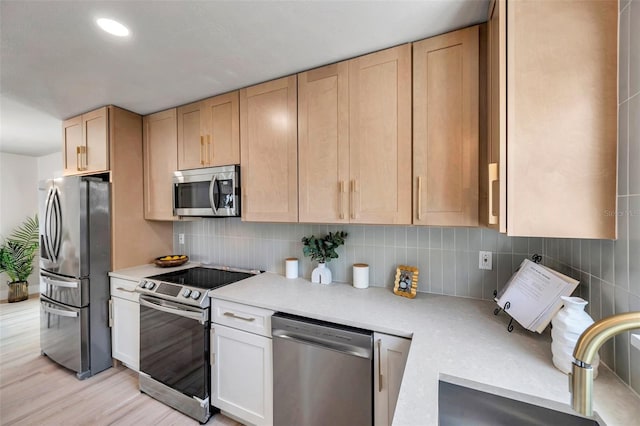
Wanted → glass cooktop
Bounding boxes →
[148,267,256,290]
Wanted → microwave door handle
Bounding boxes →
[209,176,219,215]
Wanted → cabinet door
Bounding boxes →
[177,101,205,170]
[373,333,411,426]
[298,62,349,223]
[143,109,178,221]
[211,324,273,426]
[202,91,240,167]
[413,26,479,227]
[487,0,507,232]
[62,115,83,175]
[111,296,139,371]
[349,45,412,225]
[506,0,617,238]
[240,76,298,222]
[82,107,109,173]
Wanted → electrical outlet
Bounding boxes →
[178,233,185,245]
[479,251,492,270]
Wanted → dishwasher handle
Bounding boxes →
[272,328,372,359]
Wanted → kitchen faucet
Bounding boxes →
[570,311,640,416]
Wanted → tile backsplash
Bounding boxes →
[174,219,543,302]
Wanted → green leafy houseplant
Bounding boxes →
[0,215,39,284]
[301,231,348,264]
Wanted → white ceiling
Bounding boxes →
[0,0,489,157]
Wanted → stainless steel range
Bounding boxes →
[136,265,260,423]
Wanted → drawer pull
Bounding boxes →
[116,287,137,293]
[223,312,256,322]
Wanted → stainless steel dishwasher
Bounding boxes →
[272,312,373,426]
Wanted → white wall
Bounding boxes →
[37,152,63,181]
[0,152,40,299]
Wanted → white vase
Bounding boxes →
[311,262,332,285]
[551,296,599,377]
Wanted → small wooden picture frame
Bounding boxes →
[393,265,419,299]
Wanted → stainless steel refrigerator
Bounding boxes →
[38,175,112,379]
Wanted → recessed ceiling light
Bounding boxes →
[96,18,130,37]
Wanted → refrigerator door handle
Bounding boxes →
[42,304,79,318]
[42,276,78,288]
[43,187,55,261]
[50,188,62,260]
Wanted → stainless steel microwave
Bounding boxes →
[173,165,240,217]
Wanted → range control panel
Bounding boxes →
[136,279,208,308]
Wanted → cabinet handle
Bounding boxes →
[417,176,423,221]
[76,147,81,171]
[488,163,498,225]
[108,299,113,328]
[377,338,383,392]
[116,287,137,293]
[76,146,87,171]
[223,311,256,322]
[200,136,205,165]
[211,328,215,365]
[350,180,358,220]
[338,181,345,220]
[207,135,212,164]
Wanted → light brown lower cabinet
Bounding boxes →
[374,332,411,426]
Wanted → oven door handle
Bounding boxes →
[139,295,206,324]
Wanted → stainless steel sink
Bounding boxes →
[438,379,601,426]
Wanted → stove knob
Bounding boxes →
[145,281,155,290]
[139,280,147,288]
[190,290,201,300]
[182,289,192,298]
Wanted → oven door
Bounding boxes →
[139,295,209,400]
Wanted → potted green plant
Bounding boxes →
[0,215,39,302]
[301,231,348,284]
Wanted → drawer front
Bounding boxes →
[110,277,140,303]
[212,299,274,337]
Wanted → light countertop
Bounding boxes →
[109,262,201,281]
[110,265,640,425]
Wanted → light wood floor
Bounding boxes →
[0,297,242,425]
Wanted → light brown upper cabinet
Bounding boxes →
[143,108,178,221]
[298,62,349,223]
[240,76,298,222]
[349,44,412,225]
[63,106,109,175]
[177,91,240,170]
[486,0,617,238]
[298,45,411,225]
[413,26,479,227]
